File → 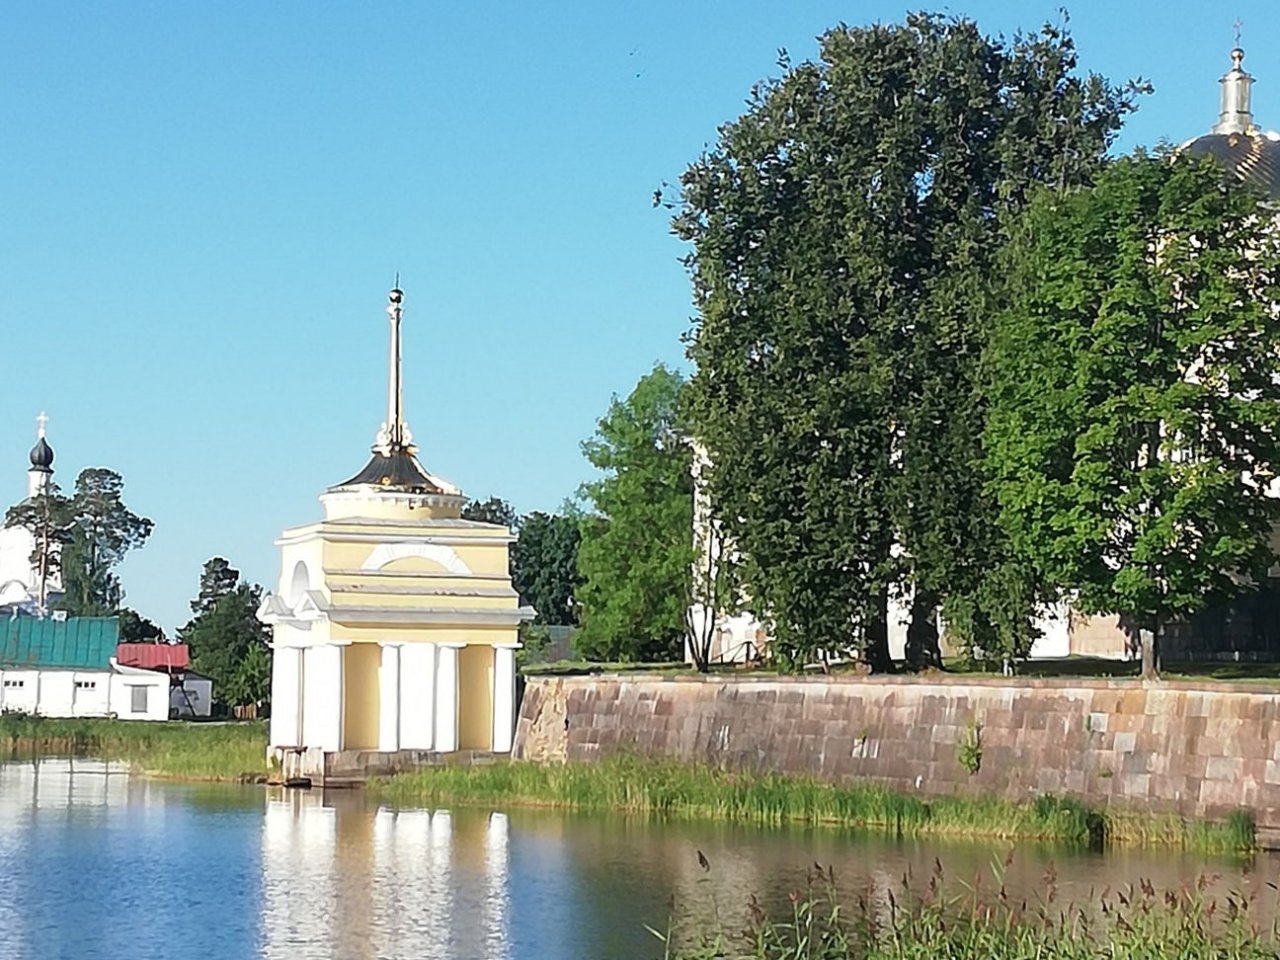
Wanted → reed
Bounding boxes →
[373,756,1253,853]
[0,714,269,780]
[666,860,1279,959]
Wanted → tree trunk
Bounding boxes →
[865,587,893,673]
[1140,617,1161,680]
[905,588,942,671]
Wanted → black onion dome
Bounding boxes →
[334,448,442,493]
[1183,132,1280,200]
[28,437,53,472]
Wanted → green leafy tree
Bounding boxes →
[60,468,153,616]
[4,483,73,613]
[118,607,165,643]
[575,364,693,662]
[181,558,272,710]
[673,14,1141,669]
[513,509,581,625]
[462,496,519,529]
[985,153,1280,678]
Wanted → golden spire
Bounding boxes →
[374,284,415,455]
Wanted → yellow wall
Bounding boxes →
[343,644,382,749]
[317,532,514,580]
[458,644,494,751]
[333,625,518,647]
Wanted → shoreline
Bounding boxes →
[370,756,1257,855]
[0,717,1257,854]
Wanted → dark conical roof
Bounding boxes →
[28,436,53,472]
[332,446,442,493]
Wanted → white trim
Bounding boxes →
[268,638,352,650]
[319,489,466,511]
[277,530,515,548]
[362,542,472,574]
[327,517,505,530]
[326,568,510,581]
[332,584,519,598]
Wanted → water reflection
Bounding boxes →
[261,791,514,960]
[2,761,1280,960]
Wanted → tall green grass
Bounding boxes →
[373,756,1254,853]
[666,860,1277,959]
[0,714,269,780]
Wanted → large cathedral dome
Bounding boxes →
[1181,47,1280,200]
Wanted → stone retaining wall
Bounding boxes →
[514,673,1280,827]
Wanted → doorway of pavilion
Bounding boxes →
[342,643,381,750]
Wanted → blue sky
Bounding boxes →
[2,1,1276,631]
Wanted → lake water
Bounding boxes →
[2,759,1279,960]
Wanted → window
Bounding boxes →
[130,686,148,714]
[75,680,97,691]
[3,679,24,689]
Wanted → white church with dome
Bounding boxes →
[0,416,63,615]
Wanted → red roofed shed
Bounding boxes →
[116,643,190,670]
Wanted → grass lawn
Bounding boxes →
[525,655,1280,685]
[944,656,1280,684]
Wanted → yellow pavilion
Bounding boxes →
[259,287,531,776]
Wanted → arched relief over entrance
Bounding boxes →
[362,542,472,575]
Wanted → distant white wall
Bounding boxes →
[109,666,169,722]
[0,666,167,720]
[0,670,40,713]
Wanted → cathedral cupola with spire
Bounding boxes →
[1183,38,1280,199]
[258,286,532,779]
[0,414,63,614]
[27,413,54,499]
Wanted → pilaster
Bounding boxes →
[491,644,519,753]
[434,643,464,753]
[378,643,402,752]
[399,643,437,749]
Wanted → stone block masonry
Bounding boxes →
[514,674,1280,827]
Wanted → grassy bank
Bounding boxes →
[373,756,1254,854]
[0,715,269,780]
[669,864,1276,959]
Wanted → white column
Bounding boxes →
[434,644,461,753]
[378,643,401,752]
[301,643,344,752]
[490,645,518,753]
[269,646,303,748]
[399,643,436,750]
